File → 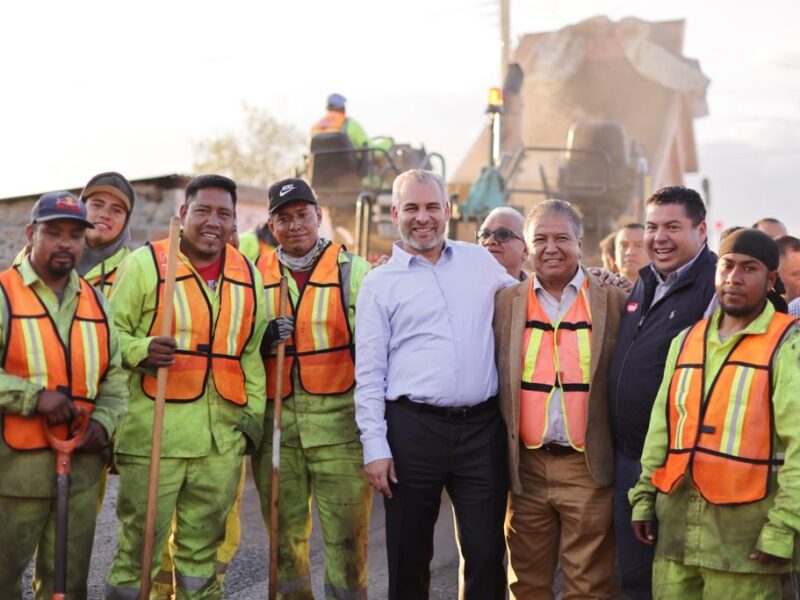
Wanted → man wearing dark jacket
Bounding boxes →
[607,186,717,600]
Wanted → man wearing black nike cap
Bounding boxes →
[252,177,374,598]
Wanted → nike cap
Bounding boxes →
[268,178,317,214]
[31,191,94,228]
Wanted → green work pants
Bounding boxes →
[0,481,100,599]
[653,557,783,600]
[252,440,371,600]
[152,462,247,600]
[105,440,244,600]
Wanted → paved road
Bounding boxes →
[24,463,460,599]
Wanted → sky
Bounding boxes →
[1,0,798,237]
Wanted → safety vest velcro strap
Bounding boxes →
[525,320,591,331]
[521,381,554,392]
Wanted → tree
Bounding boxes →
[193,103,305,186]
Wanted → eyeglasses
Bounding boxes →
[476,228,524,244]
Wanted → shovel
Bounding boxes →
[44,405,90,600]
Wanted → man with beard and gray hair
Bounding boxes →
[355,169,516,600]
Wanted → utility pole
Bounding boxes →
[499,0,510,84]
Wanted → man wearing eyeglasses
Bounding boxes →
[477,207,529,281]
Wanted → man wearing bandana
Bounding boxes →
[254,178,373,599]
[630,228,800,598]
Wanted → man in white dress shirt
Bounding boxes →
[354,169,515,600]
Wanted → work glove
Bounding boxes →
[261,316,295,357]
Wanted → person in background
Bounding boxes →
[630,228,800,599]
[77,172,136,295]
[615,223,649,284]
[753,218,788,239]
[355,169,515,599]
[607,186,717,600]
[494,199,626,599]
[0,192,127,597]
[477,206,529,281]
[776,236,800,305]
[238,220,276,262]
[311,93,370,150]
[599,230,619,273]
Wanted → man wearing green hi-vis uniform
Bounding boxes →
[254,178,372,599]
[0,192,128,598]
[105,174,267,600]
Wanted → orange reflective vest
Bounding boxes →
[652,313,797,505]
[257,243,355,400]
[143,240,257,405]
[311,111,348,136]
[0,267,110,450]
[519,279,592,450]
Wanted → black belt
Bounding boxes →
[394,395,498,419]
[536,442,578,455]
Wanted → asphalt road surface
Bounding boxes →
[24,463,461,599]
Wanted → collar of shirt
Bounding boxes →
[20,256,81,307]
[708,300,776,347]
[650,243,706,286]
[391,238,453,268]
[532,266,584,298]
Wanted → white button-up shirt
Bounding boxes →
[354,240,516,463]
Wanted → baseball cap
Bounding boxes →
[327,93,346,110]
[80,171,135,213]
[31,191,94,228]
[268,178,317,214]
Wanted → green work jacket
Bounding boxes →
[630,303,800,573]
[0,259,128,497]
[109,244,267,458]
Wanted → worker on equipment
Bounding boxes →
[0,192,128,598]
[311,93,370,150]
[105,174,267,599]
[253,177,373,599]
[630,228,800,599]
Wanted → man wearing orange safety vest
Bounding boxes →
[0,192,128,597]
[630,228,800,599]
[105,175,267,599]
[493,199,627,599]
[311,93,370,150]
[253,177,373,599]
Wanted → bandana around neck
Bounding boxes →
[277,238,329,272]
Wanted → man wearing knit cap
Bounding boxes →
[78,171,136,296]
[630,228,800,598]
[253,177,373,599]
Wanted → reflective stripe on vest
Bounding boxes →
[311,111,348,136]
[257,242,354,400]
[652,313,797,505]
[142,241,256,405]
[0,267,110,450]
[519,279,592,450]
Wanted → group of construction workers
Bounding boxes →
[0,156,798,600]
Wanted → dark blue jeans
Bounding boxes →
[614,450,655,600]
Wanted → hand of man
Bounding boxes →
[36,389,75,425]
[631,520,656,545]
[750,550,791,566]
[365,458,398,499]
[140,336,177,369]
[588,267,634,293]
[78,420,109,453]
[268,316,295,346]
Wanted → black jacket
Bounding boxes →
[607,245,717,459]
